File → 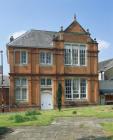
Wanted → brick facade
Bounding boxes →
[7,19,99,109]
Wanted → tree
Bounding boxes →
[57,82,62,111]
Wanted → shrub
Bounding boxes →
[14,114,25,123]
[14,114,29,123]
[72,110,77,114]
[29,115,37,121]
[25,110,41,116]
[57,83,62,111]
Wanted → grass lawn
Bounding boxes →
[101,122,113,135]
[0,105,113,127]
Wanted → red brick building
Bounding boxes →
[7,18,99,110]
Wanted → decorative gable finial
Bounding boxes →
[74,14,76,21]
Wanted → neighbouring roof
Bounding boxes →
[0,76,9,88]
[7,30,57,48]
[99,80,113,94]
[99,58,113,72]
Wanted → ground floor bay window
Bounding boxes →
[14,77,28,102]
[65,78,87,100]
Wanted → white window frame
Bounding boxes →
[15,77,28,101]
[14,49,28,65]
[65,78,87,100]
[40,77,52,88]
[64,43,87,66]
[40,51,53,65]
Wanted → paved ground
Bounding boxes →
[1,117,113,140]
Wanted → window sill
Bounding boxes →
[40,64,53,67]
[65,99,87,101]
[15,64,28,66]
[64,65,87,67]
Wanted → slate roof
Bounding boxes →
[99,58,113,72]
[7,30,57,48]
[0,76,9,88]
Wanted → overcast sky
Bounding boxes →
[0,0,113,75]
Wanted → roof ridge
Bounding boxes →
[99,58,113,63]
[30,29,57,33]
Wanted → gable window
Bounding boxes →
[15,77,28,101]
[65,78,87,99]
[14,50,28,65]
[64,43,87,66]
[40,52,52,65]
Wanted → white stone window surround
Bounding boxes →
[15,77,28,101]
[14,49,28,65]
[65,77,87,100]
[64,43,87,66]
[40,51,53,65]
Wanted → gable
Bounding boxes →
[65,20,87,34]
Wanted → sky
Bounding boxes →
[0,0,113,75]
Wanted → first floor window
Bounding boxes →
[14,50,28,65]
[40,52,52,65]
[21,51,27,64]
[64,43,87,66]
[65,78,87,99]
[15,77,28,101]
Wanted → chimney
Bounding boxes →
[10,36,14,42]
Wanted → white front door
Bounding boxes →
[41,92,53,110]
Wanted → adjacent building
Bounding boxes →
[7,18,99,110]
[99,58,113,104]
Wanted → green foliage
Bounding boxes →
[30,115,37,121]
[25,110,41,116]
[14,114,29,123]
[57,83,62,111]
[13,114,38,123]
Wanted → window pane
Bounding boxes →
[21,51,27,64]
[73,94,79,98]
[65,79,72,99]
[40,52,45,64]
[80,79,86,98]
[46,52,51,64]
[15,88,21,100]
[80,49,86,65]
[22,88,27,100]
[47,78,51,85]
[21,78,27,86]
[72,49,78,65]
[64,49,71,65]
[41,79,45,85]
[73,79,79,93]
[15,79,20,86]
